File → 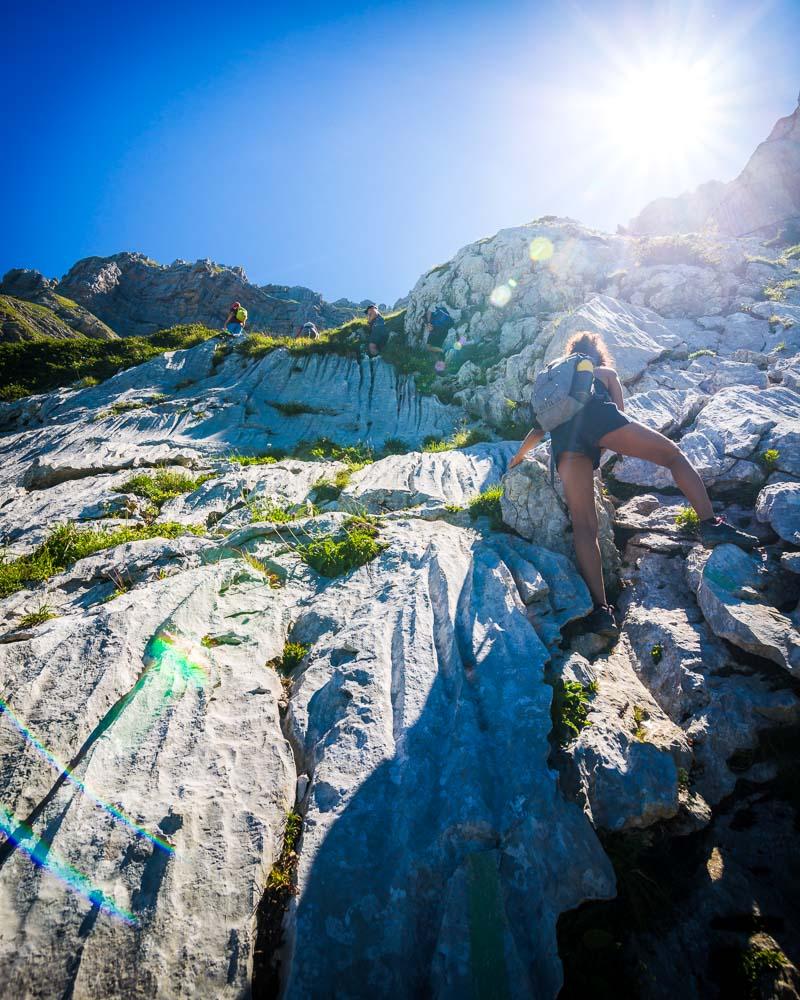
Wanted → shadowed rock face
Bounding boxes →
[628,100,800,238]
[54,253,360,337]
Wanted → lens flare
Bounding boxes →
[0,805,139,925]
[434,360,446,372]
[529,237,554,262]
[0,631,208,858]
[489,285,512,308]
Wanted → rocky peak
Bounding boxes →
[54,252,360,337]
[628,97,800,239]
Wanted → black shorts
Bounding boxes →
[550,396,630,470]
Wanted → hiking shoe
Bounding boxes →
[584,604,620,639]
[698,516,759,551]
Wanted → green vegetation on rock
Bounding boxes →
[551,678,598,744]
[268,641,310,676]
[674,506,700,533]
[423,427,492,452]
[113,469,213,513]
[760,448,780,472]
[15,604,58,628]
[467,484,504,529]
[0,521,203,598]
[299,516,386,578]
[0,324,220,400]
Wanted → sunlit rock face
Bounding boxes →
[628,100,800,238]
[2,100,800,1000]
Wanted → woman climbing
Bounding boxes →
[508,331,759,638]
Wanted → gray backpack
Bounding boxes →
[531,353,595,432]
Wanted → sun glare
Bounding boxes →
[602,58,718,164]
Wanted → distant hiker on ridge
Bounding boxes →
[508,330,760,639]
[223,301,248,337]
[364,305,387,357]
[297,321,320,340]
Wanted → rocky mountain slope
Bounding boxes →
[1,254,365,340]
[2,112,800,998]
[1,269,117,342]
[628,96,800,238]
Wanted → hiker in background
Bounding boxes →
[364,304,387,357]
[425,304,453,372]
[297,320,320,339]
[224,301,248,337]
[508,330,759,639]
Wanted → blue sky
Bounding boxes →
[2,0,798,304]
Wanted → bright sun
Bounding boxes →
[602,59,718,163]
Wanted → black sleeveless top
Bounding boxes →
[549,377,630,470]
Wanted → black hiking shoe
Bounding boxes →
[583,604,620,639]
[698,516,759,551]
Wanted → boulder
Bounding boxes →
[500,457,620,584]
[341,442,515,513]
[554,640,691,832]
[543,295,683,383]
[686,545,800,676]
[755,479,800,544]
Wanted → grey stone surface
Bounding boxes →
[500,457,620,584]
[686,545,800,675]
[282,518,615,998]
[342,442,515,512]
[755,479,800,543]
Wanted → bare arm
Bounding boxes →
[509,427,545,469]
[595,366,625,411]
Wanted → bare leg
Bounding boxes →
[558,452,607,607]
[599,422,714,520]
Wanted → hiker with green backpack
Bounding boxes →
[508,330,759,638]
[223,301,248,337]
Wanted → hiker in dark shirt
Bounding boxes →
[364,305,387,357]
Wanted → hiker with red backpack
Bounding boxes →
[508,330,759,638]
[223,301,248,337]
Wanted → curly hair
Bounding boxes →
[564,331,613,367]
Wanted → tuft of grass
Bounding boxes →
[632,704,648,742]
[246,496,314,524]
[228,451,282,466]
[268,640,310,676]
[760,449,780,472]
[771,341,787,353]
[688,349,717,361]
[113,469,213,512]
[677,767,690,791]
[298,516,386,578]
[739,944,789,994]
[674,506,700,533]
[292,437,373,468]
[467,484,504,529]
[422,427,492,453]
[15,604,58,628]
[763,276,800,302]
[265,810,303,892]
[270,400,337,417]
[312,468,353,503]
[551,679,598,745]
[382,437,410,455]
[239,549,282,588]
[768,315,795,330]
[650,643,663,665]
[444,503,465,513]
[0,521,203,599]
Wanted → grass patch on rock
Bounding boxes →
[0,521,203,598]
[15,604,58,628]
[551,678,598,745]
[467,484,504,528]
[113,469,213,512]
[298,516,385,578]
[422,427,492,452]
[0,324,220,400]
